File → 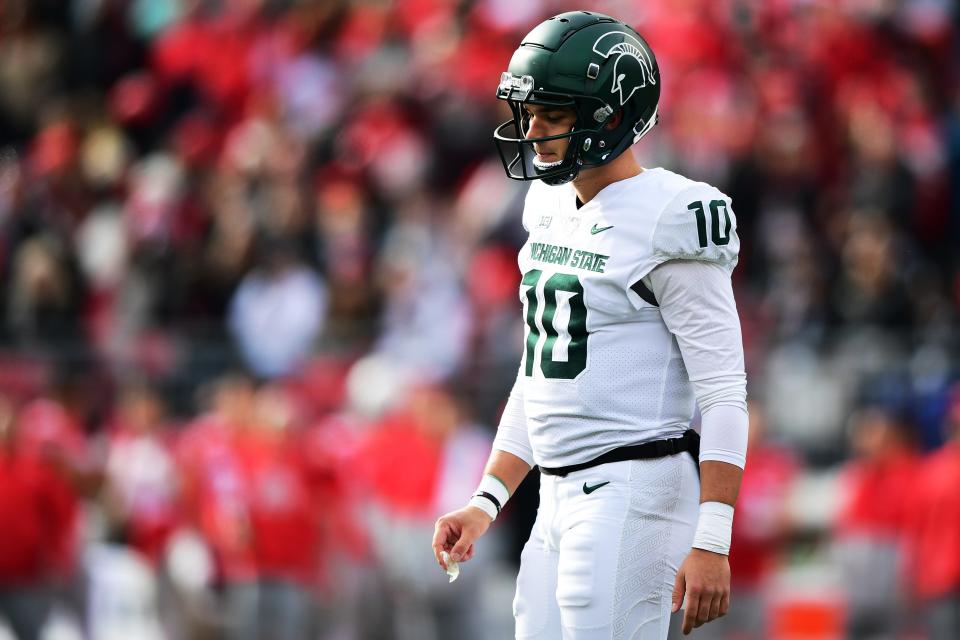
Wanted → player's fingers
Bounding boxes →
[450,527,477,562]
[461,544,476,562]
[671,568,685,613]
[432,520,455,568]
[431,520,446,552]
[707,590,723,622]
[719,590,730,617]
[681,585,700,635]
[694,588,713,626]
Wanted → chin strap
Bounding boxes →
[632,105,659,144]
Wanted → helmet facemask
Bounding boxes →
[493,75,613,186]
[493,75,654,186]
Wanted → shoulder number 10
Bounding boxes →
[687,199,732,247]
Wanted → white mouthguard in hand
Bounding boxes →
[441,551,460,583]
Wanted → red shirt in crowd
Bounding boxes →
[0,449,74,584]
[354,411,443,518]
[302,415,370,579]
[105,428,180,564]
[906,444,960,599]
[176,415,256,582]
[236,431,320,586]
[836,451,920,540]
[13,399,88,578]
[728,443,798,587]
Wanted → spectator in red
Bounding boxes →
[297,377,369,574]
[298,380,376,639]
[354,383,491,640]
[907,388,960,639]
[833,404,920,639]
[13,388,96,584]
[176,373,257,587]
[151,1,267,122]
[102,382,180,564]
[226,383,320,640]
[0,395,74,640]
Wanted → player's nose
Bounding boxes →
[525,115,547,140]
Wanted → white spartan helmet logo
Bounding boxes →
[592,31,656,106]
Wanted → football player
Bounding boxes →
[432,11,748,639]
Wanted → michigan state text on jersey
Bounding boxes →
[433,11,749,640]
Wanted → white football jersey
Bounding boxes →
[515,168,740,468]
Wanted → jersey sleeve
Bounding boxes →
[629,184,740,289]
[645,259,748,468]
[492,372,534,467]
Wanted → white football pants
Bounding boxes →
[514,454,700,640]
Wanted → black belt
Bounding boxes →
[539,429,700,477]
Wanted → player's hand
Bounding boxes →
[671,548,731,635]
[432,506,492,570]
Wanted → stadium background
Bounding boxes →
[0,0,957,638]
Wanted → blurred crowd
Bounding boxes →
[0,369,498,639]
[0,0,959,638]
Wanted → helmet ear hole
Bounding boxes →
[604,109,624,131]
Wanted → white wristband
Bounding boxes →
[467,474,510,522]
[691,501,734,555]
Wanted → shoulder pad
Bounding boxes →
[652,183,739,270]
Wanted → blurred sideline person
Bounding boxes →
[433,12,749,639]
[908,389,960,639]
[0,395,71,640]
[228,236,328,380]
[226,383,321,640]
[13,379,102,635]
[102,383,180,565]
[100,383,182,639]
[176,373,258,637]
[833,405,919,639]
[361,384,491,640]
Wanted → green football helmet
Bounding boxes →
[494,11,660,185]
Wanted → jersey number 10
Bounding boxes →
[521,269,589,379]
[687,199,732,247]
